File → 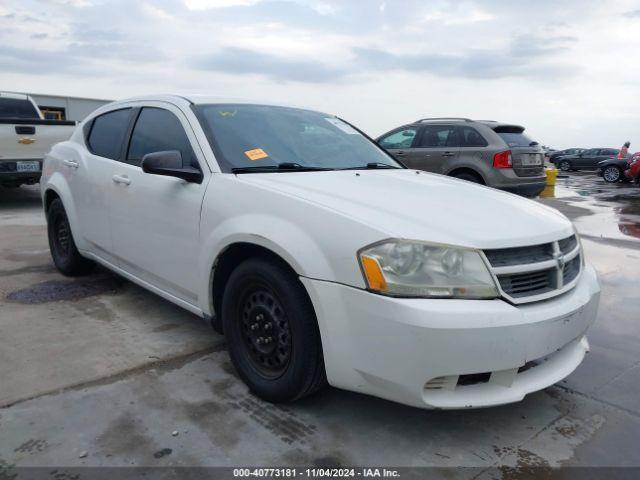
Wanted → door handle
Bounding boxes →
[443,152,455,157]
[112,174,131,186]
[63,159,79,169]
[396,151,406,156]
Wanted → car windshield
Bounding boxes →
[194,104,401,172]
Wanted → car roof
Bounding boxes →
[116,94,307,109]
[407,118,525,131]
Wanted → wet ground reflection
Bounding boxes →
[537,172,640,243]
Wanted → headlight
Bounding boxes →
[358,239,498,299]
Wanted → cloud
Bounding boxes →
[193,47,347,82]
[626,9,640,17]
[353,34,577,80]
[185,0,260,9]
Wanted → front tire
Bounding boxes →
[222,257,326,402]
[603,166,621,183]
[47,198,95,276]
[452,171,483,184]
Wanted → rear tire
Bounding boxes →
[559,160,572,172]
[47,198,95,276]
[603,166,621,183]
[452,171,483,184]
[222,257,326,402]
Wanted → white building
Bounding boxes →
[21,92,112,122]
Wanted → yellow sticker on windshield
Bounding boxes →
[245,148,269,161]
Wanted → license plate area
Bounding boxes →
[521,154,542,166]
[16,161,40,172]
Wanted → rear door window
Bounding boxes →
[417,126,457,147]
[379,128,417,149]
[127,107,198,168]
[87,109,132,160]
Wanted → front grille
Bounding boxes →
[498,268,556,297]
[563,255,581,284]
[457,372,491,386]
[558,235,578,254]
[484,243,553,267]
[484,235,581,303]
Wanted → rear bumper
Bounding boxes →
[301,264,600,409]
[499,181,547,197]
[0,160,42,185]
[489,169,546,197]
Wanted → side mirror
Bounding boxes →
[141,150,203,184]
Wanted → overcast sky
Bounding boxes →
[1,0,639,148]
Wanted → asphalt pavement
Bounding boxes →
[0,173,639,478]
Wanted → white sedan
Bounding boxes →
[41,95,600,409]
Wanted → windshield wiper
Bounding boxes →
[340,162,403,170]
[231,162,335,174]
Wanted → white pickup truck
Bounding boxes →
[0,92,76,188]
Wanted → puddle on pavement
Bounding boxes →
[5,274,123,304]
[539,174,640,243]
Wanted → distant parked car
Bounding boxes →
[376,118,546,197]
[549,148,585,163]
[597,157,632,183]
[624,153,640,184]
[553,148,620,172]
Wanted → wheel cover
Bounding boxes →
[604,167,620,182]
[53,213,71,260]
[238,285,292,378]
[560,161,570,171]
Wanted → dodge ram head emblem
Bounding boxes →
[18,137,35,145]
[554,252,565,270]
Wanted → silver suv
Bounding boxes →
[377,118,546,197]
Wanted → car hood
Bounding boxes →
[237,169,574,249]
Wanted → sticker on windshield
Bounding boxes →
[325,117,358,135]
[218,110,237,117]
[245,148,269,161]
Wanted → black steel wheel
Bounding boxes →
[222,257,326,402]
[47,198,95,276]
[239,284,292,378]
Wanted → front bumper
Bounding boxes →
[301,264,600,409]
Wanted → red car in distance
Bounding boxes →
[624,152,640,184]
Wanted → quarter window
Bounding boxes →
[127,108,198,168]
[87,109,132,160]
[457,127,488,147]
[379,128,417,149]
